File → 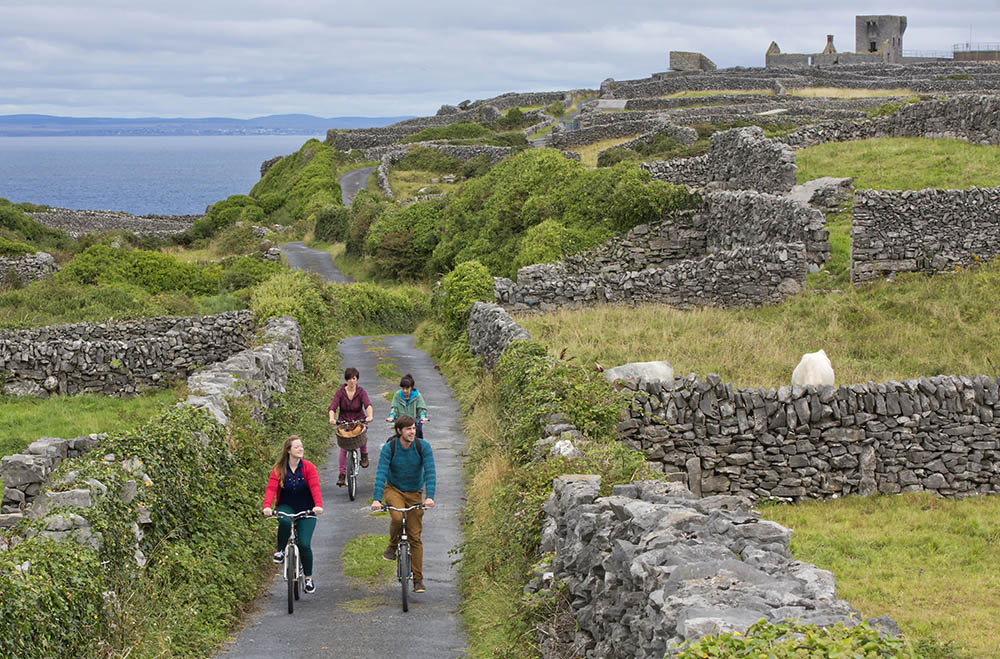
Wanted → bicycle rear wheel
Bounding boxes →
[286,545,296,614]
[348,450,358,501]
[398,542,411,612]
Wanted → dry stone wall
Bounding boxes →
[528,476,874,659]
[0,253,58,287]
[0,311,255,397]
[618,373,1000,501]
[782,95,1000,148]
[851,186,1000,283]
[642,127,797,194]
[467,302,530,369]
[29,209,198,238]
[547,119,670,149]
[374,144,515,198]
[0,316,302,522]
[494,243,807,312]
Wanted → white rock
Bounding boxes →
[791,349,835,386]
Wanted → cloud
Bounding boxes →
[1,1,998,117]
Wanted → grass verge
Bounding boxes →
[761,492,1000,657]
[797,137,1000,190]
[516,259,1000,388]
[0,387,183,458]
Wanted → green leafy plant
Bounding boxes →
[435,260,494,337]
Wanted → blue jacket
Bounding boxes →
[372,437,436,501]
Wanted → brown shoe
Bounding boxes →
[336,473,346,487]
[412,580,425,593]
[360,455,369,468]
[382,545,396,561]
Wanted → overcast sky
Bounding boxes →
[2,1,997,119]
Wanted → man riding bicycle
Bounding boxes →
[370,415,436,594]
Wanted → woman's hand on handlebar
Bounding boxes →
[371,500,382,512]
[312,506,323,516]
[262,506,273,517]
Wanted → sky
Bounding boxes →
[1,1,998,119]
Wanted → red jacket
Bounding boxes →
[263,459,323,509]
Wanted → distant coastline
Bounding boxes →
[0,113,415,137]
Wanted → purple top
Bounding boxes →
[328,384,372,422]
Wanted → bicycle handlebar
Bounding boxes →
[270,511,317,521]
[383,504,426,513]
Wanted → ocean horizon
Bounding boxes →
[0,134,323,216]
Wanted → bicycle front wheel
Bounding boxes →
[286,546,296,614]
[348,450,358,501]
[398,542,411,612]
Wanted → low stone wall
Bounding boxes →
[0,311,255,397]
[327,126,426,150]
[28,209,198,238]
[597,124,699,156]
[851,186,1000,283]
[528,475,870,659]
[782,95,1000,148]
[374,144,515,198]
[0,252,58,287]
[618,373,1000,501]
[494,243,807,312]
[470,91,571,112]
[547,119,668,149]
[643,127,797,194]
[0,316,302,520]
[467,302,530,368]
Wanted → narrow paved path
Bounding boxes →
[338,166,377,206]
[279,242,352,283]
[218,246,467,658]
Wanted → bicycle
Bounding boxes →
[383,503,425,612]
[270,510,316,614]
[335,420,368,501]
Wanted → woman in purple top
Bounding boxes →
[328,366,374,487]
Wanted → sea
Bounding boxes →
[0,135,325,216]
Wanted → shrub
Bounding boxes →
[250,269,327,341]
[495,107,529,130]
[868,96,922,118]
[0,198,74,252]
[327,282,429,333]
[514,219,569,269]
[256,191,286,214]
[345,191,388,257]
[214,222,261,256]
[404,122,494,143]
[596,146,638,168]
[191,195,262,240]
[436,260,494,337]
[250,139,343,224]
[460,154,495,179]
[57,245,216,295]
[546,100,565,117]
[394,146,464,173]
[216,256,282,293]
[313,204,351,243]
[0,237,35,255]
[364,198,444,278]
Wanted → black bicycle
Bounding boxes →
[271,510,316,614]
[383,503,425,612]
[335,420,367,501]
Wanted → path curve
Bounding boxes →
[279,242,352,283]
[338,166,377,206]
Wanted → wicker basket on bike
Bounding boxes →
[335,421,368,450]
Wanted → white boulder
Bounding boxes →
[791,350,835,387]
[603,361,674,384]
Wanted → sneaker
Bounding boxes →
[272,551,284,564]
[303,578,315,594]
[412,580,425,593]
[360,455,369,468]
[337,473,346,487]
[382,545,396,561]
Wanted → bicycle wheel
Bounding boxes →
[398,542,411,612]
[285,545,296,614]
[348,450,357,501]
[293,549,301,601]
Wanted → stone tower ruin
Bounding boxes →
[855,15,906,62]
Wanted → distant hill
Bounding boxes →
[0,114,415,137]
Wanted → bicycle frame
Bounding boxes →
[384,503,424,612]
[273,511,315,614]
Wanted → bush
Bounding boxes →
[495,107,529,130]
[191,195,262,240]
[327,282,429,333]
[250,139,343,224]
[344,191,388,257]
[214,222,261,256]
[436,260,494,338]
[0,237,35,255]
[596,146,638,168]
[0,198,75,252]
[364,198,444,279]
[868,96,921,118]
[249,269,328,341]
[57,245,216,295]
[313,204,351,242]
[256,191,286,214]
[546,100,565,117]
[675,619,916,658]
[215,256,282,293]
[404,122,494,143]
[460,154,495,179]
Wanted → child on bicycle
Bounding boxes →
[370,416,436,594]
[328,366,374,487]
[386,373,429,439]
[262,435,324,594]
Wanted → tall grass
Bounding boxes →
[761,493,1000,657]
[789,87,913,98]
[0,388,183,458]
[797,138,1000,190]
[572,135,641,167]
[517,260,1000,388]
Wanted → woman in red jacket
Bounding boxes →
[263,435,324,593]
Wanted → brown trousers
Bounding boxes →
[383,485,425,580]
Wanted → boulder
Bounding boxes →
[604,361,674,384]
[791,350,834,387]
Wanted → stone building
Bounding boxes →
[766,14,908,67]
